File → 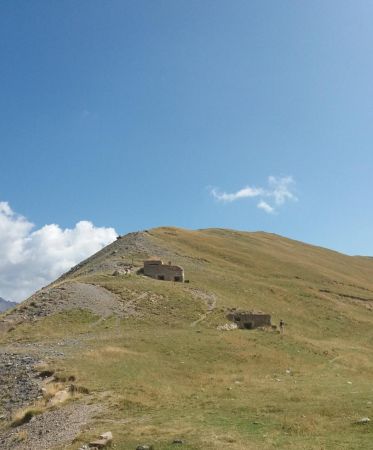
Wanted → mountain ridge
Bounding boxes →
[1,227,373,449]
[0,297,16,313]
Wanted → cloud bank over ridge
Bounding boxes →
[0,202,117,302]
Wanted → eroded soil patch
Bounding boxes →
[0,403,100,450]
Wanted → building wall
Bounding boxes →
[143,260,184,282]
[227,312,271,329]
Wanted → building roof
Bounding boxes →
[143,259,184,271]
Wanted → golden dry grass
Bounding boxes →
[3,227,373,449]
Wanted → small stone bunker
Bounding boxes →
[143,259,185,282]
[227,310,271,330]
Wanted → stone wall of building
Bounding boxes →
[227,310,271,329]
[143,260,184,282]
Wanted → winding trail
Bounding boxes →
[188,288,217,327]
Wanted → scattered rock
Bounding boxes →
[136,445,154,450]
[1,281,136,325]
[88,430,112,448]
[37,370,54,379]
[356,417,370,424]
[172,438,184,444]
[112,270,122,276]
[217,323,238,331]
[0,352,41,418]
[0,403,100,449]
[100,431,113,440]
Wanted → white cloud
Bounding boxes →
[211,186,264,202]
[210,176,297,214]
[268,176,297,205]
[257,200,275,214]
[0,202,117,302]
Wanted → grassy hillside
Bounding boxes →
[1,227,373,449]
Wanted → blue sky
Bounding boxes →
[1,0,373,259]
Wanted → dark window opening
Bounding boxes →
[244,322,253,329]
[158,275,165,280]
[174,276,181,282]
[235,317,241,321]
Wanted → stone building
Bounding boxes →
[143,259,184,282]
[227,310,271,329]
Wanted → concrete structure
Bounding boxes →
[227,310,271,329]
[143,259,184,282]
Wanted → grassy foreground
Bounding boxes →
[2,227,373,449]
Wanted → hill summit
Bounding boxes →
[1,227,373,450]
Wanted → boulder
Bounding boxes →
[112,270,122,276]
[100,432,113,441]
[89,431,113,448]
[356,417,370,424]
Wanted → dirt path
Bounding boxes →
[188,288,217,327]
